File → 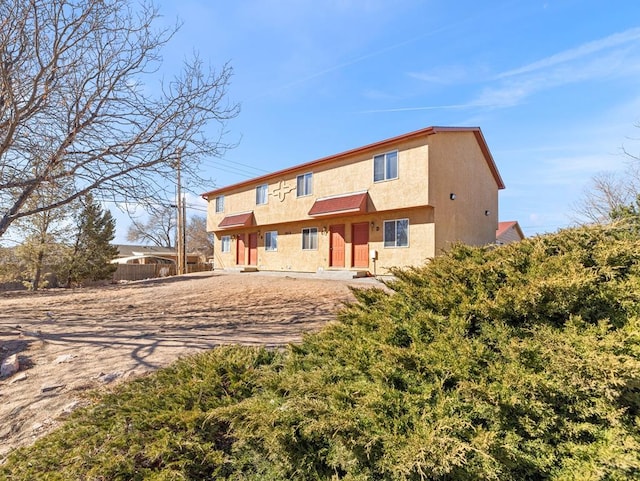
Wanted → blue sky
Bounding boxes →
[116,0,640,242]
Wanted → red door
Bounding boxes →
[352,222,369,268]
[329,224,345,267]
[236,234,245,265]
[248,232,258,266]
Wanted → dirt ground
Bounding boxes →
[0,270,381,462]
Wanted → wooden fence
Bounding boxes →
[112,263,211,282]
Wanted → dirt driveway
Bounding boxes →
[0,271,381,461]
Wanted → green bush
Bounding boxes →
[2,346,281,480]
[3,224,640,480]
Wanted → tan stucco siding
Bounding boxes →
[205,127,503,272]
[427,131,499,252]
[206,141,431,233]
[212,207,435,273]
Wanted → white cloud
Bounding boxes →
[471,42,640,110]
[361,88,402,101]
[407,65,470,84]
[359,27,640,115]
[537,154,627,186]
[236,0,394,31]
[357,103,471,114]
[362,27,640,115]
[496,27,640,79]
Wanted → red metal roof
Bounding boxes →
[497,221,516,237]
[202,126,505,199]
[308,192,368,217]
[496,220,525,240]
[218,212,254,229]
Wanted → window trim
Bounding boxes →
[265,230,278,251]
[373,150,399,183]
[296,172,313,197]
[301,227,318,250]
[215,195,225,213]
[256,184,269,205]
[383,218,409,248]
[221,235,231,253]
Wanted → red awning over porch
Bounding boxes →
[218,211,254,229]
[308,192,368,217]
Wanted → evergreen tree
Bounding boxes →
[65,194,119,287]
[610,193,640,235]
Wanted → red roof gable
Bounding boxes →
[202,126,505,199]
[496,220,525,243]
[496,221,516,237]
[308,192,368,217]
[218,212,254,229]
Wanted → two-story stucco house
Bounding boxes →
[202,126,505,274]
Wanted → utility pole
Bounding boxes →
[182,193,187,274]
[175,147,185,275]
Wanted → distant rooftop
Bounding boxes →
[113,244,175,258]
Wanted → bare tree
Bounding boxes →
[14,201,73,290]
[126,204,175,247]
[186,214,213,258]
[12,177,75,289]
[572,171,638,224]
[0,0,238,239]
[572,131,640,224]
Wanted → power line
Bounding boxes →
[200,156,272,180]
[211,156,271,174]
[202,161,267,179]
[184,204,208,212]
[94,198,208,213]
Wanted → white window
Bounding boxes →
[221,235,231,252]
[302,227,318,250]
[256,184,268,205]
[384,219,409,247]
[265,231,278,251]
[297,172,313,197]
[215,195,225,213]
[374,151,398,182]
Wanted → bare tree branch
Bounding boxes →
[572,126,640,224]
[571,171,636,224]
[0,0,239,238]
[126,204,175,247]
[186,214,213,258]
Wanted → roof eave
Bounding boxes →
[202,126,505,198]
[309,208,363,217]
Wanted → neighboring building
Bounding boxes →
[202,126,505,274]
[496,221,525,245]
[111,244,200,265]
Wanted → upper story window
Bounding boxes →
[297,172,313,197]
[384,219,409,248]
[215,195,224,213]
[373,151,398,182]
[256,184,268,205]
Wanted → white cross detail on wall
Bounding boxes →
[271,180,295,202]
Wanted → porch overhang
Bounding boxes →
[218,211,255,229]
[308,192,368,217]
